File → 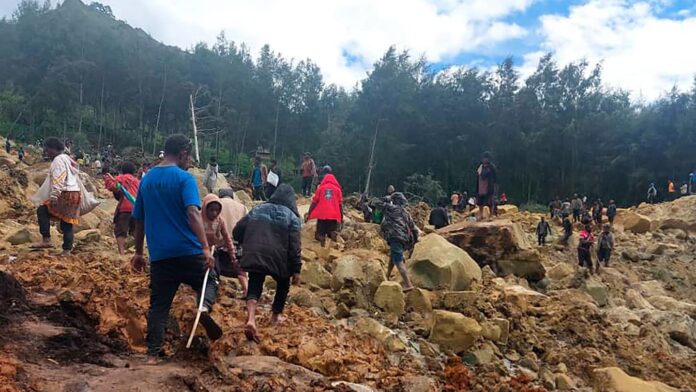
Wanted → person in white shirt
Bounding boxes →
[30,137,81,255]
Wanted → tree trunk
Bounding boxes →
[97,78,105,151]
[190,94,200,165]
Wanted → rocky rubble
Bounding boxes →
[1,141,695,391]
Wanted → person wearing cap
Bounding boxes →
[306,166,343,247]
[300,153,317,197]
[131,133,222,364]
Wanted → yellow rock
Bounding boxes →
[593,367,679,392]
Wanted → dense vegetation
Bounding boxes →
[2,0,696,205]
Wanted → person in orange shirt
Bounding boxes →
[668,180,676,201]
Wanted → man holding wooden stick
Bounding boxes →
[131,134,222,364]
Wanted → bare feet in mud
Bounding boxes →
[244,323,261,343]
[270,313,286,325]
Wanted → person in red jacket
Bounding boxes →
[306,166,343,247]
[104,161,140,255]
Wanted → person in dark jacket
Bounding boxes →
[429,199,450,229]
[476,152,498,221]
[233,184,301,343]
[606,200,617,225]
[536,217,552,246]
[562,212,573,245]
[376,192,417,292]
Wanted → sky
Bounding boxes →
[3,0,696,99]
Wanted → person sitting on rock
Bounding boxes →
[233,184,302,343]
[536,217,552,246]
[201,193,247,296]
[30,137,82,256]
[104,161,140,255]
[429,199,450,230]
[306,166,343,247]
[561,212,573,244]
[375,192,417,292]
[578,224,596,273]
[597,223,614,271]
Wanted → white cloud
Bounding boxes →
[58,0,532,88]
[527,0,696,100]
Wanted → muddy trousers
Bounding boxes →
[246,272,290,314]
[37,205,73,251]
[302,177,313,197]
[578,248,593,270]
[147,255,218,356]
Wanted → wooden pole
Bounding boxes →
[190,94,200,165]
[363,119,384,195]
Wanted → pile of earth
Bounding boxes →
[1,139,695,391]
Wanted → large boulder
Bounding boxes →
[592,367,679,392]
[330,254,385,295]
[504,285,548,311]
[496,204,518,215]
[440,220,545,281]
[547,263,575,281]
[616,211,652,234]
[407,233,481,290]
[638,309,696,349]
[353,317,406,352]
[4,228,34,245]
[646,296,696,318]
[405,288,433,313]
[582,277,609,307]
[300,261,332,289]
[428,310,481,353]
[373,281,405,316]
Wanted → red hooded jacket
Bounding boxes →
[309,174,343,222]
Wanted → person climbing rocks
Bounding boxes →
[233,184,302,344]
[536,217,552,246]
[606,200,617,225]
[549,197,561,219]
[306,166,343,247]
[300,153,317,197]
[429,199,450,230]
[592,200,603,225]
[562,198,572,218]
[597,223,615,271]
[30,137,81,256]
[104,161,140,255]
[476,152,498,221]
[578,224,596,273]
[5,138,10,153]
[386,185,396,196]
[571,194,583,223]
[130,134,222,364]
[218,188,247,233]
[375,192,417,292]
[562,212,573,245]
[265,159,282,199]
[17,147,24,162]
[201,194,247,297]
[250,156,268,201]
[203,157,219,194]
[647,183,657,204]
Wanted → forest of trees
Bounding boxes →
[2,0,696,206]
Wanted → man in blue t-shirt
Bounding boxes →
[250,156,267,201]
[131,134,222,363]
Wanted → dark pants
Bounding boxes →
[315,219,339,242]
[578,247,593,269]
[597,248,611,265]
[562,231,572,245]
[538,233,547,246]
[37,205,74,251]
[246,272,290,314]
[608,215,615,224]
[252,186,266,201]
[147,255,218,356]
[302,176,313,196]
[264,184,277,199]
[572,209,580,223]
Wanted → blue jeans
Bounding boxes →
[389,240,405,264]
[147,254,218,356]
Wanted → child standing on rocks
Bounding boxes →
[578,224,595,273]
[597,224,615,270]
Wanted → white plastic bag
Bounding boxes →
[267,170,279,187]
[30,176,51,206]
[77,175,101,215]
